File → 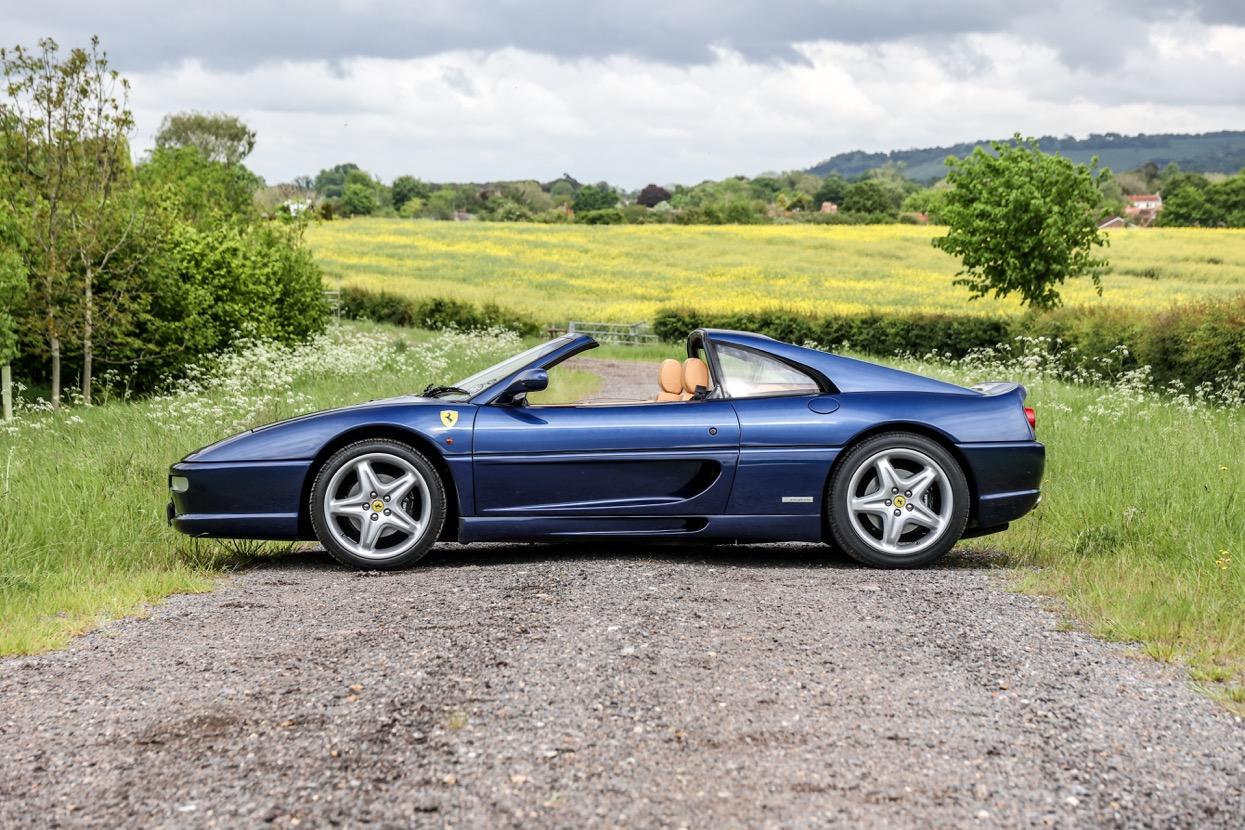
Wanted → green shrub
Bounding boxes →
[340,287,541,336]
[13,219,327,395]
[577,208,625,225]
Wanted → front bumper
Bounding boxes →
[167,459,312,540]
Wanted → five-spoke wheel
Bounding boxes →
[828,432,969,568]
[310,439,445,569]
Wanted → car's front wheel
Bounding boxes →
[827,432,969,568]
[309,439,446,569]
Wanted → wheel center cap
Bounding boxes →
[893,495,907,508]
[371,499,385,512]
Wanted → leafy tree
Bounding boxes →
[392,175,430,210]
[572,184,617,213]
[0,212,25,419]
[137,146,261,226]
[548,179,575,203]
[783,171,822,196]
[397,197,425,218]
[1095,170,1127,218]
[813,174,847,207]
[636,184,672,208]
[842,180,897,214]
[898,183,951,222]
[933,136,1109,309]
[747,176,785,200]
[0,37,136,406]
[154,111,256,165]
[424,189,457,220]
[1158,185,1223,227]
[1214,175,1245,225]
[340,181,379,217]
[313,163,360,199]
[498,180,552,213]
[775,190,812,211]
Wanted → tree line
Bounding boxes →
[0,38,326,416]
[301,153,1245,229]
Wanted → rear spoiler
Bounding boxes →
[971,382,1026,399]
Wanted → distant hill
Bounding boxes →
[807,130,1245,182]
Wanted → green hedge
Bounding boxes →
[653,308,1011,361]
[339,286,541,337]
[654,297,1245,391]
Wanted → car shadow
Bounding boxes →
[253,541,1006,573]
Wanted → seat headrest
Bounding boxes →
[658,358,683,394]
[683,357,710,394]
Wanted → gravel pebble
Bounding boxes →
[1,543,1243,828]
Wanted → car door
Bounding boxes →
[709,341,844,516]
[472,400,741,516]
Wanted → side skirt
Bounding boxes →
[457,514,823,544]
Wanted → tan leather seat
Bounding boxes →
[682,357,710,399]
[656,358,683,402]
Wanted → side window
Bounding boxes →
[714,344,821,399]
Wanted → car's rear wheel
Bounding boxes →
[827,431,969,568]
[309,439,446,569]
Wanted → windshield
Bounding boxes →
[426,337,573,401]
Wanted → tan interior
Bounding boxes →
[656,358,684,401]
[654,357,713,402]
[682,358,709,398]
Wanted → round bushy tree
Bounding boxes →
[933,136,1109,310]
[841,180,897,215]
[572,184,617,213]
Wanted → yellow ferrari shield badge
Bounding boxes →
[440,409,459,428]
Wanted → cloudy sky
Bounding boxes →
[4,1,1244,187]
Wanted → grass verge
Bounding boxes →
[0,323,526,654]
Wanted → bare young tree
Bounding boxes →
[0,36,134,406]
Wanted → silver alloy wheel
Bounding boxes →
[322,451,432,561]
[845,447,953,557]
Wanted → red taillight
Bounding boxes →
[1024,406,1036,430]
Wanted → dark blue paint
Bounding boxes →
[168,329,1045,546]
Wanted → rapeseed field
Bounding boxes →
[308,219,1245,322]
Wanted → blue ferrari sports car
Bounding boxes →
[168,329,1043,569]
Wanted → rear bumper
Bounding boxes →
[957,441,1045,529]
[168,459,310,540]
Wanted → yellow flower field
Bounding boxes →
[307,219,1245,323]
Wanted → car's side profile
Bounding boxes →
[168,329,1044,569]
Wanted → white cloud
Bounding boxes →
[115,15,1245,188]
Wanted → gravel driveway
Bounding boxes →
[1,544,1242,829]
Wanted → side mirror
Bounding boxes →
[498,368,548,404]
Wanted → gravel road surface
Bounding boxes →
[2,545,1243,829]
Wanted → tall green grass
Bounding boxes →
[0,323,532,653]
[882,346,1245,707]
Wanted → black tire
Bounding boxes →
[827,431,969,569]
[309,439,446,570]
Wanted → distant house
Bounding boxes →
[1098,216,1128,230]
[1124,194,1163,226]
[820,201,839,214]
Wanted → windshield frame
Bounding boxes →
[424,334,596,404]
